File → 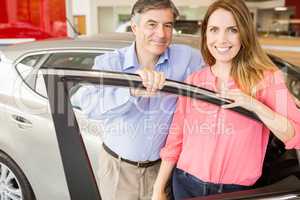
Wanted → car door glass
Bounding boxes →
[16,52,103,97]
[19,54,44,67]
[35,70,47,97]
[34,52,103,97]
[42,53,102,70]
[16,54,44,89]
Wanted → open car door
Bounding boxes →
[42,69,300,200]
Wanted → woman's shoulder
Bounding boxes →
[256,69,286,93]
[185,66,211,84]
[262,69,285,86]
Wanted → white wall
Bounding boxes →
[72,0,89,15]
[98,7,114,33]
[66,0,75,37]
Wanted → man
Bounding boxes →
[72,0,203,199]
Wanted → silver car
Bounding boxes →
[0,33,299,200]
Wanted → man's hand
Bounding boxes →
[131,67,166,96]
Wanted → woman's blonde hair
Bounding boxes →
[200,0,276,95]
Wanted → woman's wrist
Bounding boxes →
[153,182,165,193]
[249,97,262,113]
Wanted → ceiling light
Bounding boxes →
[274,7,288,11]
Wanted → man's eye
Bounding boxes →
[164,24,173,29]
[147,23,157,28]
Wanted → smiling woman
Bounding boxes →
[152,0,300,199]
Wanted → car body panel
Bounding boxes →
[0,58,70,199]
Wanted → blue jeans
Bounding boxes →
[172,168,250,200]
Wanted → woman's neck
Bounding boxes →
[211,62,232,92]
[211,62,232,80]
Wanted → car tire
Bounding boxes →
[0,151,35,200]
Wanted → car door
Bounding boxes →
[2,52,71,200]
[33,50,108,194]
[41,68,300,200]
[1,50,106,200]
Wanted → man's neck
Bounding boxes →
[135,45,160,69]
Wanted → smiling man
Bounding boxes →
[71,0,203,199]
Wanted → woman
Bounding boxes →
[152,0,300,199]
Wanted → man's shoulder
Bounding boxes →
[95,46,128,60]
[169,43,195,51]
[169,44,200,57]
[93,47,128,70]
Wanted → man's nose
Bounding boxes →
[155,24,166,38]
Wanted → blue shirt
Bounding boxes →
[72,42,204,161]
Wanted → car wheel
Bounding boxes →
[0,151,35,200]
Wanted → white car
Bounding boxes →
[0,33,299,200]
[0,34,202,200]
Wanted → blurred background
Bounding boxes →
[0,0,300,66]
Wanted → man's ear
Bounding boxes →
[131,20,137,33]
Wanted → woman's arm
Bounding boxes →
[152,161,176,200]
[221,85,300,145]
[250,99,295,142]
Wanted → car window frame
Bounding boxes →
[14,49,112,99]
[41,52,103,70]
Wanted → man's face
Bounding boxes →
[131,8,174,57]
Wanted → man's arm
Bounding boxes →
[70,53,135,119]
[71,53,167,119]
[130,67,166,96]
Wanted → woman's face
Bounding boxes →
[206,8,241,65]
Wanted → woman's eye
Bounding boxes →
[229,28,238,33]
[209,27,217,32]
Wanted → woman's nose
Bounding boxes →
[217,31,228,43]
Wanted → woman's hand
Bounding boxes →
[218,89,258,112]
[151,161,175,200]
[218,88,296,142]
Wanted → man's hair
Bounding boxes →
[131,0,179,20]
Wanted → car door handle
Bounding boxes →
[11,115,32,128]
